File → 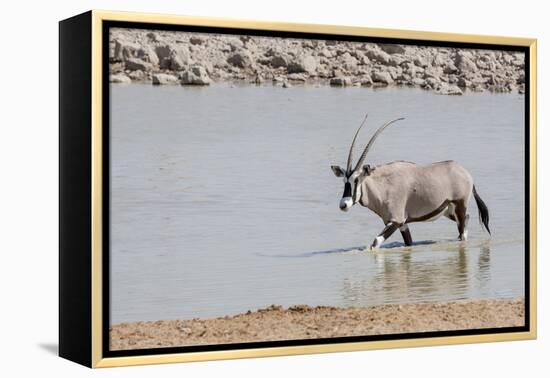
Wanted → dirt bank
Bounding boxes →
[110,298,524,350]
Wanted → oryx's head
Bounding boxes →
[331,114,405,212]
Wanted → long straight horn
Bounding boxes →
[353,117,405,172]
[346,113,369,174]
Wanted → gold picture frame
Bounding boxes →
[59,9,537,368]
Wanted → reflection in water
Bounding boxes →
[340,241,492,307]
[476,241,492,291]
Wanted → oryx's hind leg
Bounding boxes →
[455,201,469,241]
[444,202,468,241]
[400,224,413,246]
[370,222,400,250]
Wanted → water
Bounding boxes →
[110,83,525,324]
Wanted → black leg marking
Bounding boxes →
[400,226,413,246]
[382,222,399,239]
[455,201,468,240]
[371,222,400,249]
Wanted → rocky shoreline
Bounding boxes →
[110,298,524,350]
[109,28,525,95]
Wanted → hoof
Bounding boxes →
[370,236,384,250]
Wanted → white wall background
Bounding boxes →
[0,0,546,376]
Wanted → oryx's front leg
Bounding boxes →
[370,222,400,250]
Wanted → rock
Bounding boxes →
[443,62,458,74]
[432,53,449,67]
[264,47,279,57]
[227,51,252,68]
[403,62,419,77]
[109,73,131,83]
[155,45,172,61]
[457,77,470,88]
[137,46,159,66]
[455,53,477,72]
[411,77,426,86]
[331,69,345,78]
[413,56,429,68]
[190,36,204,45]
[227,37,244,51]
[379,44,406,54]
[424,66,442,79]
[319,48,333,58]
[270,54,288,68]
[113,39,140,61]
[287,73,307,82]
[360,75,373,86]
[425,77,440,88]
[340,52,358,71]
[181,65,211,85]
[128,70,146,81]
[287,55,317,74]
[517,73,525,84]
[365,48,391,64]
[360,55,371,65]
[107,30,524,95]
[471,75,488,86]
[109,61,124,73]
[502,53,514,64]
[512,57,524,68]
[158,57,171,70]
[302,40,316,49]
[491,83,513,93]
[170,47,191,71]
[329,77,352,86]
[282,81,292,88]
[436,83,463,95]
[125,58,153,71]
[257,57,272,67]
[239,35,252,44]
[372,71,394,84]
[396,73,411,82]
[471,84,485,92]
[146,32,160,42]
[388,55,406,67]
[152,73,179,85]
[387,66,401,80]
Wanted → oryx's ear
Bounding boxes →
[362,164,375,175]
[331,165,346,177]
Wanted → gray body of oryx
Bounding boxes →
[331,115,491,250]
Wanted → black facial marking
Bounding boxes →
[343,182,352,198]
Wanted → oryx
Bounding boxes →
[330,115,491,250]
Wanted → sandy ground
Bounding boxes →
[110,298,524,350]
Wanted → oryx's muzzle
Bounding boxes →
[339,182,353,211]
[339,197,353,211]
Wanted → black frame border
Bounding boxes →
[101,20,531,359]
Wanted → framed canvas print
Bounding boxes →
[59,10,537,368]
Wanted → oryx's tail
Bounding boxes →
[473,185,490,235]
